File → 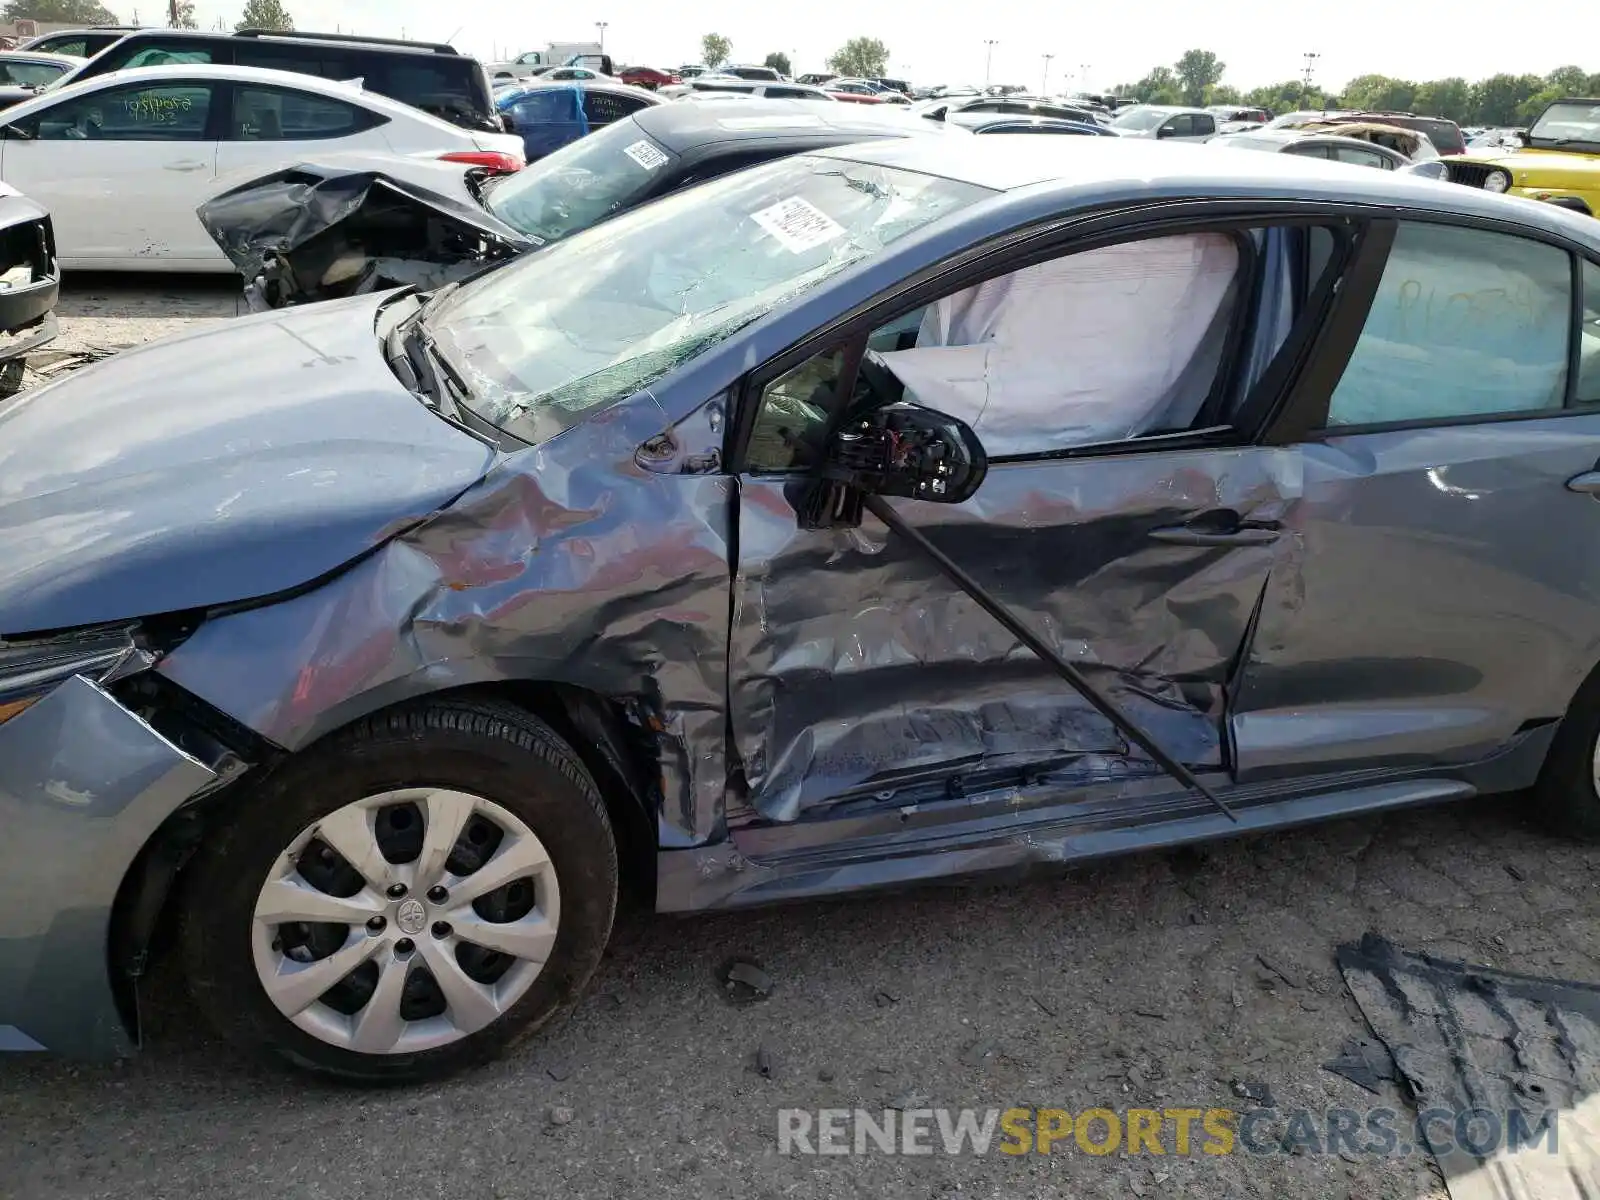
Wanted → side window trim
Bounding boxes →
[1263,219,1396,442]
[1567,252,1586,407]
[731,211,1365,472]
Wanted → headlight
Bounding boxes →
[0,627,151,726]
[1484,169,1512,193]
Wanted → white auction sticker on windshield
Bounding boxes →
[623,139,668,170]
[750,196,846,253]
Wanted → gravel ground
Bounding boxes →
[2,278,1596,1200]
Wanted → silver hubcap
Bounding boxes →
[251,789,561,1055]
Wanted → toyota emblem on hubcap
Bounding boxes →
[395,898,427,935]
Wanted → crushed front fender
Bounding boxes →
[0,675,215,1057]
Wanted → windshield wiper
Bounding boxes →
[388,314,470,421]
[416,279,464,323]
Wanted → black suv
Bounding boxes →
[58,28,501,133]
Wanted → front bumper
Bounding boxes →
[0,191,60,339]
[0,676,214,1057]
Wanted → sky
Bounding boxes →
[122,0,1593,94]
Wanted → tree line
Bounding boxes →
[2,0,293,31]
[701,32,890,80]
[1114,50,1600,127]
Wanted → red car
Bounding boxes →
[619,65,678,90]
[829,89,885,104]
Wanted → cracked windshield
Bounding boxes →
[428,155,989,443]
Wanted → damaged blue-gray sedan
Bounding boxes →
[5,136,1600,1083]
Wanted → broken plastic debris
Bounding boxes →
[718,957,774,1004]
[959,1038,997,1067]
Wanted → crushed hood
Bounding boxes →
[0,292,499,634]
[197,159,536,309]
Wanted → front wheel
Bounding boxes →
[181,698,618,1083]
[1534,675,1600,840]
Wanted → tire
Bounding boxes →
[1534,675,1600,840]
[0,358,25,398]
[180,697,618,1084]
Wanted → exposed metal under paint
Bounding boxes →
[730,446,1300,824]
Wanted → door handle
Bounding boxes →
[1567,470,1600,496]
[1148,509,1281,547]
[163,160,208,172]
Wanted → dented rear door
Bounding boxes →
[731,447,1297,823]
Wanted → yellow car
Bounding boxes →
[1444,98,1600,215]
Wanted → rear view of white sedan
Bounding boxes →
[0,64,526,271]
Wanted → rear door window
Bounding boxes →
[122,44,218,68]
[1324,222,1572,427]
[373,57,470,106]
[229,85,384,140]
[233,45,346,78]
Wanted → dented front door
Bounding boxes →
[730,445,1300,823]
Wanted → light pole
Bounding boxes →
[1041,53,1053,95]
[983,39,998,87]
[1079,63,1091,94]
[1301,51,1320,108]
[596,21,609,53]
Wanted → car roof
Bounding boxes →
[0,63,467,126]
[92,26,465,58]
[0,50,82,65]
[1220,129,1406,154]
[806,134,1600,241]
[1219,128,1324,144]
[948,112,1106,133]
[500,79,660,104]
[633,98,958,153]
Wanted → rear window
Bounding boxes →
[581,90,651,125]
[1408,117,1464,154]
